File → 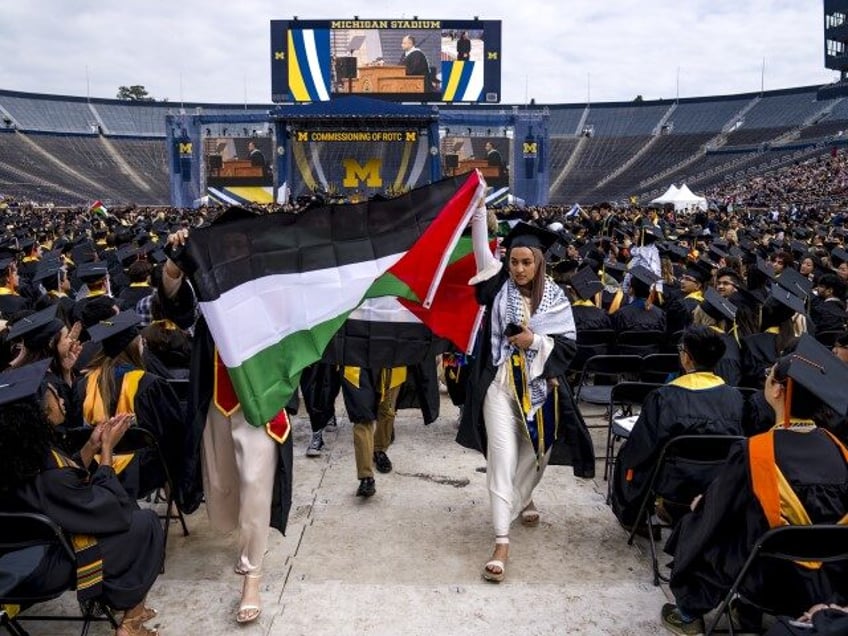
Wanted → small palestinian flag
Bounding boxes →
[89,200,108,218]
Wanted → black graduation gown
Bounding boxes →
[741,332,778,389]
[116,284,153,311]
[611,375,744,526]
[665,429,848,616]
[665,294,701,336]
[173,312,293,536]
[299,362,341,432]
[612,302,666,333]
[455,269,595,477]
[69,369,185,499]
[0,455,163,610]
[572,304,613,332]
[714,332,742,388]
[0,291,29,318]
[810,297,848,334]
[765,609,848,635]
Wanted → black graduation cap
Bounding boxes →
[629,264,659,288]
[707,244,727,262]
[0,359,51,407]
[569,267,603,300]
[768,284,806,316]
[682,260,712,284]
[6,305,64,349]
[640,224,663,243]
[76,261,109,283]
[18,237,35,253]
[789,240,808,258]
[31,259,65,284]
[0,255,15,271]
[553,259,579,276]
[776,268,813,300]
[115,245,138,267]
[781,334,848,416]
[603,260,627,283]
[71,242,97,265]
[502,222,560,253]
[702,287,737,323]
[755,257,775,280]
[831,247,848,267]
[86,310,143,357]
[545,241,567,262]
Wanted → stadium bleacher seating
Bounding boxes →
[2,83,848,207]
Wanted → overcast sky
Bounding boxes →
[0,0,837,105]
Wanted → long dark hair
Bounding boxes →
[508,246,547,314]
[0,400,53,491]
[87,337,146,413]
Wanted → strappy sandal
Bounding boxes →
[139,607,157,623]
[116,614,158,636]
[521,502,540,527]
[482,537,509,583]
[236,574,262,624]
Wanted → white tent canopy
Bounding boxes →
[651,184,679,204]
[651,183,707,212]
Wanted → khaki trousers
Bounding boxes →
[353,384,400,479]
[201,406,277,574]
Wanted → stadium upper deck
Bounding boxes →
[0,84,846,206]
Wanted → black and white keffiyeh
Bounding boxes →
[490,276,575,417]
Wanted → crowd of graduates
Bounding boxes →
[0,188,846,634]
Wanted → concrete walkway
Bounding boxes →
[30,396,671,635]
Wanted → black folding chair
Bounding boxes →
[0,512,119,636]
[705,525,848,636]
[638,353,681,384]
[113,428,190,569]
[574,355,643,426]
[572,329,617,373]
[616,330,666,357]
[602,381,664,489]
[626,434,745,586]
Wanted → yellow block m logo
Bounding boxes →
[342,158,382,188]
[296,131,309,142]
[487,51,499,60]
[178,142,192,155]
[523,141,537,155]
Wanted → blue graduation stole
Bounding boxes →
[508,350,559,461]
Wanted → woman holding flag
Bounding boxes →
[161,220,293,626]
[457,204,594,583]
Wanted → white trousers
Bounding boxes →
[201,407,277,574]
[483,376,550,538]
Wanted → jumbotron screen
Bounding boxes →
[270,18,502,103]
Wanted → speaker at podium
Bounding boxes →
[335,57,358,80]
[208,155,223,170]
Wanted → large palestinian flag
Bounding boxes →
[183,172,486,426]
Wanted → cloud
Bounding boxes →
[0,0,838,104]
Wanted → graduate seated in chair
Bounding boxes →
[0,361,164,636]
[661,335,848,635]
[611,326,744,531]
